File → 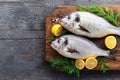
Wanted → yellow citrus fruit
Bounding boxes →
[85,57,98,70]
[75,59,84,70]
[105,36,117,49]
[51,24,63,36]
[83,55,95,60]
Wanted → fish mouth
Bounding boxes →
[59,18,68,26]
[51,43,55,48]
[59,21,73,30]
[51,42,57,50]
[59,20,65,26]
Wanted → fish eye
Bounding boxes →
[75,17,80,22]
[68,16,70,19]
[58,39,60,43]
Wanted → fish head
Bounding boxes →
[60,13,75,29]
[51,37,67,51]
[60,12,80,30]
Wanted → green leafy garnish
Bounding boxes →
[97,57,110,74]
[49,35,58,42]
[60,29,68,35]
[116,36,120,42]
[50,58,80,77]
[49,29,68,42]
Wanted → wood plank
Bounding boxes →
[45,5,120,70]
[0,3,53,30]
[2,70,120,80]
[0,3,54,39]
[0,30,44,39]
[0,39,45,72]
[0,0,119,6]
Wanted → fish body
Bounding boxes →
[60,12,120,38]
[51,35,113,59]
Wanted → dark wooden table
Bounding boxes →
[0,0,120,80]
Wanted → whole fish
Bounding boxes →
[51,35,115,59]
[60,11,120,38]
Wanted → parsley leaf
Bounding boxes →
[50,58,80,77]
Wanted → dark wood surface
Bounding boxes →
[0,0,120,80]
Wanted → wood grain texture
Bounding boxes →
[0,2,52,80]
[0,0,120,79]
[0,3,53,39]
[45,5,120,70]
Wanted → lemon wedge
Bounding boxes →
[51,24,63,36]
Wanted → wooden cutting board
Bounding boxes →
[45,5,120,70]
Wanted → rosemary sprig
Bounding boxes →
[50,58,80,77]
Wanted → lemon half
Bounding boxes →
[85,57,98,70]
[75,59,84,70]
[105,36,117,49]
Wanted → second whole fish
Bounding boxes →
[51,35,115,59]
[60,11,120,38]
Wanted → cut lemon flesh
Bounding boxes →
[51,24,63,36]
[105,36,117,49]
[75,59,84,70]
[85,57,98,70]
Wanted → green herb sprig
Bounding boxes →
[50,58,80,77]
[97,57,110,74]
[49,35,57,42]
[49,29,68,42]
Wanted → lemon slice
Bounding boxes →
[85,57,98,70]
[51,24,63,36]
[105,36,117,49]
[83,55,95,60]
[75,59,84,70]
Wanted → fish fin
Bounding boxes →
[67,47,79,53]
[109,49,118,60]
[78,25,90,33]
[109,55,116,60]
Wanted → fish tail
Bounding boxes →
[108,49,117,60]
